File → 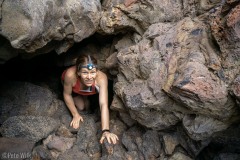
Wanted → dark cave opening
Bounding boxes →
[0,32,116,118]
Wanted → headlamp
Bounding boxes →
[80,55,97,70]
[87,64,94,70]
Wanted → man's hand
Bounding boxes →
[70,114,83,129]
[100,132,119,144]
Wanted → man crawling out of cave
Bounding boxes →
[61,54,118,144]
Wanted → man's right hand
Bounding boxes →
[70,114,83,129]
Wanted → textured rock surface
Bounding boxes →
[0,137,35,160]
[0,0,240,159]
[0,0,101,54]
[115,16,239,140]
[0,81,68,125]
[0,116,60,142]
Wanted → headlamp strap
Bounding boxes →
[80,55,97,70]
[88,55,92,64]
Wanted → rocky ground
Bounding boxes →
[0,0,240,160]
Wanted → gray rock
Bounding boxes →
[163,133,179,155]
[122,126,144,152]
[232,75,240,103]
[141,130,161,159]
[43,134,76,152]
[0,116,60,142]
[32,145,54,160]
[0,0,101,54]
[0,137,35,160]
[183,115,229,141]
[0,81,68,124]
[75,115,101,157]
[119,112,136,127]
[169,152,193,160]
[57,146,90,160]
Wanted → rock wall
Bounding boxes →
[0,0,101,59]
[0,0,240,159]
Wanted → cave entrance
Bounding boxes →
[0,33,117,113]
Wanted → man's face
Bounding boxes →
[78,68,97,87]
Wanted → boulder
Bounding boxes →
[0,116,60,142]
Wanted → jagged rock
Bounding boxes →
[114,26,186,130]
[105,52,119,76]
[57,146,90,160]
[163,133,179,155]
[32,145,54,160]
[100,118,127,157]
[114,33,136,51]
[177,126,211,157]
[118,112,136,127]
[122,127,143,150]
[75,115,101,158]
[115,16,239,138]
[183,115,229,141]
[100,144,128,160]
[99,5,144,35]
[0,0,101,54]
[0,0,240,159]
[55,125,74,138]
[169,152,193,160]
[59,114,74,132]
[110,95,127,112]
[43,134,76,153]
[210,2,240,85]
[121,126,161,159]
[121,126,145,159]
[108,118,128,138]
[141,130,161,159]
[101,0,186,33]
[155,17,237,120]
[232,75,240,104]
[0,81,69,125]
[0,116,60,142]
